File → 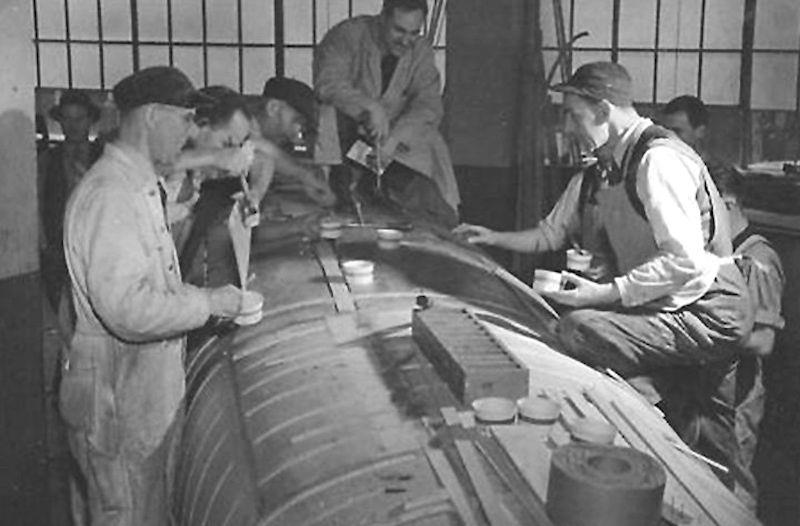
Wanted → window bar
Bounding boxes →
[740,0,757,166]
[697,0,707,98]
[63,0,73,87]
[130,0,140,72]
[236,0,244,92]
[312,0,318,45]
[348,0,353,18]
[652,0,661,104]
[96,0,105,89]
[275,0,285,76]
[201,0,209,85]
[568,0,575,72]
[610,0,620,63]
[167,0,174,66]
[32,0,41,87]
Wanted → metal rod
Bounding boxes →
[166,0,174,66]
[697,0,707,97]
[611,0,620,63]
[274,0,285,76]
[201,0,208,85]
[740,0,757,166]
[653,0,661,103]
[32,0,41,87]
[63,0,73,87]
[130,0,139,71]
[236,0,244,91]
[670,441,730,475]
[96,0,105,88]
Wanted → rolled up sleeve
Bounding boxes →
[82,186,211,342]
[388,45,444,146]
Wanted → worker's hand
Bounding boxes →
[452,223,499,245]
[540,272,620,308]
[207,285,243,318]
[212,146,253,176]
[364,103,390,142]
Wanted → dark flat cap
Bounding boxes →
[113,66,213,113]
[50,89,101,122]
[262,77,316,125]
[551,62,633,107]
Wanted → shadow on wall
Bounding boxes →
[0,108,38,278]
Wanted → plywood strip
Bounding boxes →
[423,447,480,526]
[454,439,515,526]
[313,241,356,313]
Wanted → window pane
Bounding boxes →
[352,0,381,17]
[207,46,240,88]
[172,46,204,87]
[68,0,98,40]
[703,0,742,49]
[139,44,170,69]
[619,0,656,48]
[242,47,276,94]
[316,0,349,41]
[572,50,612,68]
[242,0,275,43]
[71,44,100,88]
[656,52,699,102]
[701,52,740,104]
[285,48,314,86]
[138,0,168,42]
[39,43,68,87]
[104,44,133,87]
[754,0,800,49]
[100,0,131,40]
[37,0,66,40]
[752,52,799,110]
[285,0,313,44]
[618,51,654,103]
[173,1,202,42]
[207,0,238,43]
[658,0,702,49]
[573,0,613,48]
[541,0,574,49]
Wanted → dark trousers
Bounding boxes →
[555,262,755,492]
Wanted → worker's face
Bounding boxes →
[58,104,93,142]
[563,94,610,151]
[148,104,198,165]
[661,110,704,149]
[201,110,251,149]
[261,100,305,146]
[382,8,425,56]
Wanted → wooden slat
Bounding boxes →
[313,241,356,313]
[423,447,480,526]
[454,439,515,526]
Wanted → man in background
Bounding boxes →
[61,66,242,525]
[314,0,459,227]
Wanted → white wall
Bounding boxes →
[0,0,38,279]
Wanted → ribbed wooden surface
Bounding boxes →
[175,224,554,526]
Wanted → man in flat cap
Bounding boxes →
[314,0,460,227]
[542,62,754,489]
[60,66,243,525]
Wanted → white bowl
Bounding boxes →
[235,290,264,326]
[342,260,374,276]
[320,219,343,239]
[517,396,560,423]
[570,417,617,445]
[566,248,592,272]
[472,397,517,423]
[376,228,403,250]
[532,269,563,293]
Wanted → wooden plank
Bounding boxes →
[422,447,480,526]
[313,241,356,313]
[454,439,515,526]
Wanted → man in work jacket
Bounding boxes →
[61,66,243,526]
[541,62,755,480]
[314,0,460,227]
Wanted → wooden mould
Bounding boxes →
[412,306,529,403]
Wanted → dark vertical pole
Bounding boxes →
[96,0,105,89]
[236,0,244,91]
[611,0,620,63]
[201,0,209,85]
[348,0,353,18]
[32,0,41,87]
[312,0,318,44]
[167,0,174,66]
[740,0,757,165]
[568,0,575,73]
[697,0,707,97]
[63,0,73,87]
[653,0,661,103]
[275,0,285,77]
[130,0,140,72]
